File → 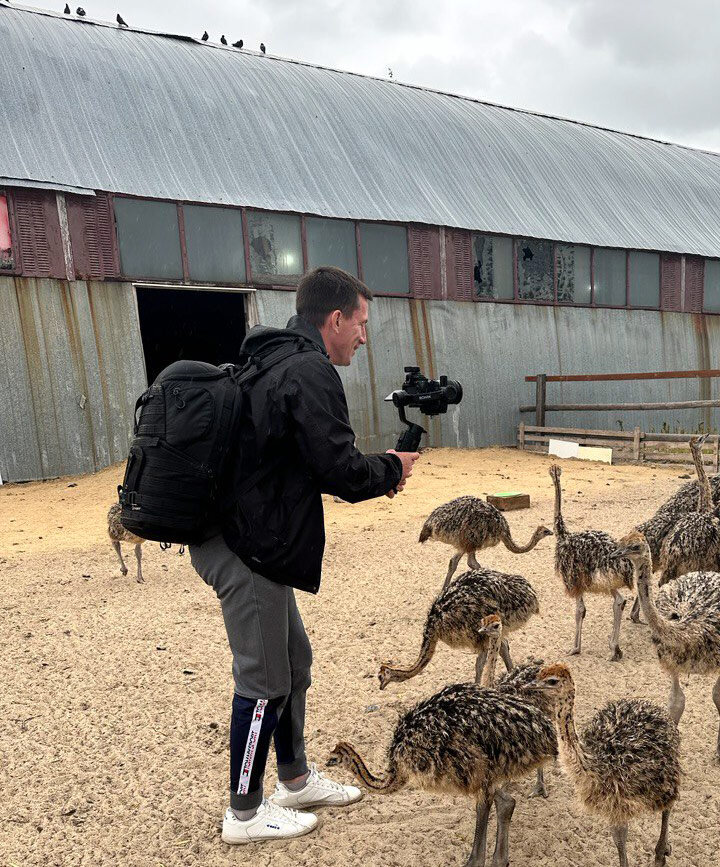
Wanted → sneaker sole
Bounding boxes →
[270,791,364,810]
[222,822,317,844]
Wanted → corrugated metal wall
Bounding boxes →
[0,276,145,481]
[3,281,719,481]
[255,290,720,453]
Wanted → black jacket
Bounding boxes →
[222,314,403,593]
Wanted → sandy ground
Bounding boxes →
[1,447,719,867]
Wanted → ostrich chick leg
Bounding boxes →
[654,808,672,867]
[468,551,481,570]
[569,596,586,655]
[443,552,463,592]
[464,797,492,867]
[610,825,629,867]
[668,673,686,724]
[499,639,513,672]
[712,675,720,759]
[528,766,548,798]
[491,787,516,867]
[475,650,488,684]
[629,595,642,623]
[112,540,128,576]
[609,591,626,661]
[135,544,144,583]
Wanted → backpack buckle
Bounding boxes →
[120,488,140,510]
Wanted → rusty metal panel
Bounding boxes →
[445,230,474,301]
[408,226,441,300]
[11,188,66,278]
[660,254,682,311]
[7,6,720,259]
[0,276,145,481]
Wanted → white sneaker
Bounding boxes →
[269,763,363,809]
[221,799,318,844]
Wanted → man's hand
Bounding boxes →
[385,449,420,498]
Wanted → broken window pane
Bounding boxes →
[114,197,183,280]
[473,234,513,299]
[359,223,409,292]
[0,194,12,271]
[306,217,358,275]
[704,259,720,312]
[628,251,660,308]
[183,205,246,284]
[516,238,554,301]
[556,244,591,304]
[593,248,626,306]
[247,211,303,284]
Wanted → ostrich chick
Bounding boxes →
[378,567,539,689]
[328,677,555,866]
[528,664,680,867]
[658,435,720,586]
[419,495,552,591]
[479,614,557,798]
[107,503,145,582]
[612,531,720,757]
[549,464,634,660]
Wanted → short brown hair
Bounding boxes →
[296,266,372,327]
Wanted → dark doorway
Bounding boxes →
[136,287,247,384]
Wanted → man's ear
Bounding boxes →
[330,309,343,332]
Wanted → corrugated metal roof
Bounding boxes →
[4,4,720,256]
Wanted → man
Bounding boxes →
[190,266,418,844]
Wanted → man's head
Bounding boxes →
[296,266,372,366]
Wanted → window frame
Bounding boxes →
[0,190,21,275]
[702,257,720,314]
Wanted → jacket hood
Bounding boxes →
[239,314,328,360]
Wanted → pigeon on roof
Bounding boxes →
[64,3,71,13]
[220,35,227,45]
[232,39,243,48]
[201,31,209,41]
[76,6,86,15]
[260,42,266,54]
[116,13,127,26]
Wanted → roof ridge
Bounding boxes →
[4,0,720,161]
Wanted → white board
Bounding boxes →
[577,445,613,464]
[548,438,579,459]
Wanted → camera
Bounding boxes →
[386,366,463,452]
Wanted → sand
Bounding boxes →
[1,447,718,867]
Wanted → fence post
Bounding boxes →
[633,427,641,463]
[535,374,547,427]
[518,422,525,451]
[714,436,719,474]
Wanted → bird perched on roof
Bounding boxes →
[232,39,243,48]
[116,13,127,26]
[64,3,71,13]
[260,42,266,54]
[76,6,86,15]
[201,30,209,41]
[220,34,227,45]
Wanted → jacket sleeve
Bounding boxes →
[285,355,403,503]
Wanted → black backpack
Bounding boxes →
[118,339,312,545]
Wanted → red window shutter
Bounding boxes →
[67,193,120,279]
[12,188,65,278]
[685,255,704,312]
[445,228,473,300]
[408,225,441,299]
[660,253,681,311]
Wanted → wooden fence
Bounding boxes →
[518,369,720,465]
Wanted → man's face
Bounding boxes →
[323,296,369,366]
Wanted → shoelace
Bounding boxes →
[307,762,346,792]
[262,798,302,821]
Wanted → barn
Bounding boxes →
[3,2,720,481]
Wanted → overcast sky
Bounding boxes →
[27,0,720,152]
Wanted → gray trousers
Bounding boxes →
[190,534,312,809]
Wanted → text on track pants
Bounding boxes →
[189,534,312,810]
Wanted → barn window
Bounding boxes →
[516,238,554,301]
[628,251,660,308]
[703,259,720,312]
[556,244,591,304]
[359,222,409,293]
[114,197,183,280]
[246,211,303,284]
[593,248,627,306]
[306,217,357,275]
[0,193,13,270]
[183,205,246,283]
[473,234,513,299]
